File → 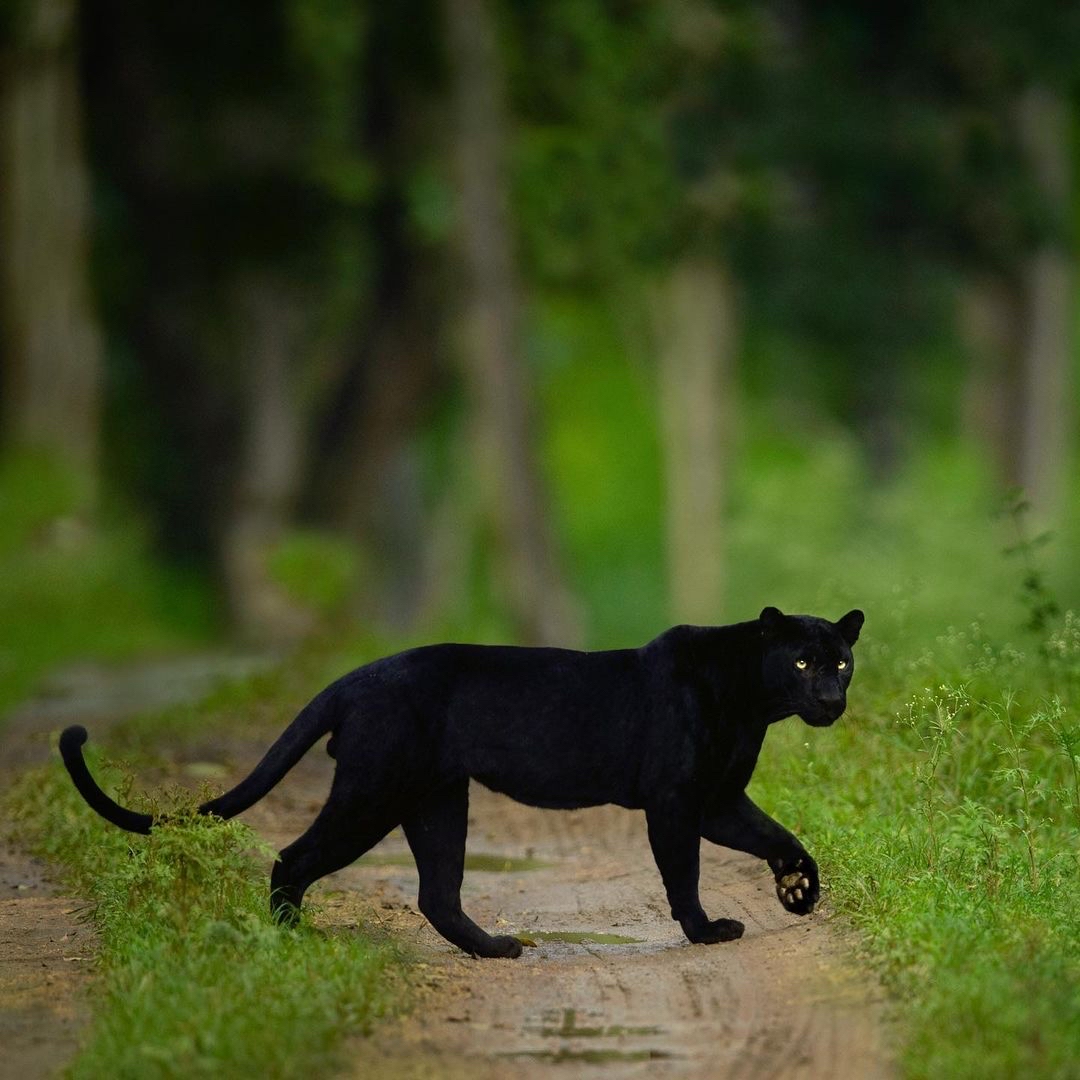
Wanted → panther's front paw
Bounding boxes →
[770,855,819,915]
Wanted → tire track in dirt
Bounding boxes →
[241,749,894,1079]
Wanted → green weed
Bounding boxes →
[999,490,1061,640]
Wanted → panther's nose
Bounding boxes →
[819,690,844,716]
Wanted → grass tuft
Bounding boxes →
[6,749,410,1079]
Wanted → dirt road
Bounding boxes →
[0,843,90,1080]
[242,747,893,1079]
[2,659,893,1078]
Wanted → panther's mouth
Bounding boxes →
[800,704,844,727]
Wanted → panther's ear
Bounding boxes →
[759,607,787,636]
[836,609,864,645]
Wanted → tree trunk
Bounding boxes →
[0,0,102,490]
[333,320,437,633]
[959,276,1025,484]
[654,257,735,625]
[961,87,1073,521]
[1015,86,1073,520]
[221,276,313,644]
[443,0,579,645]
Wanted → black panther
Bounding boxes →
[60,606,864,958]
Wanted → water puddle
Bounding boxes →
[362,852,551,872]
[504,1048,672,1064]
[516,930,643,946]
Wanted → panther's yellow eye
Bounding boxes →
[838,660,848,670]
[795,659,808,670]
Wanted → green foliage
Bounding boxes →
[6,750,408,1079]
[999,490,1062,638]
[537,298,665,645]
[0,454,214,718]
[285,0,371,201]
[508,0,682,283]
[722,431,1048,650]
[268,529,361,618]
[0,452,87,554]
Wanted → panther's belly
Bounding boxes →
[474,777,609,811]
[471,768,640,813]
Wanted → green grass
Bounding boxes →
[6,749,411,1078]
[751,610,1080,1077]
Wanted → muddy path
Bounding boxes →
[239,746,894,1079]
[2,660,893,1078]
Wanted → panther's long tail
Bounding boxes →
[59,690,338,835]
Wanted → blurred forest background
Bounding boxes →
[3,0,1080,710]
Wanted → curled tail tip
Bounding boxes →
[60,725,88,756]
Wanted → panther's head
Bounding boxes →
[759,606,864,726]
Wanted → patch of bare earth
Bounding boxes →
[238,748,894,1079]
[0,843,92,1080]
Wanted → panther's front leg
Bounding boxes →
[646,801,744,944]
[701,791,820,915]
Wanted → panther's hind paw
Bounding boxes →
[478,934,524,959]
[687,917,744,944]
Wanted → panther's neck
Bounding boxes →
[657,621,770,720]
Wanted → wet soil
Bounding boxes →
[1,658,894,1078]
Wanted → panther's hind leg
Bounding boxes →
[271,796,396,926]
[403,781,523,958]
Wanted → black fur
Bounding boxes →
[59,606,863,958]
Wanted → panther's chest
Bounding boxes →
[713,723,766,794]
